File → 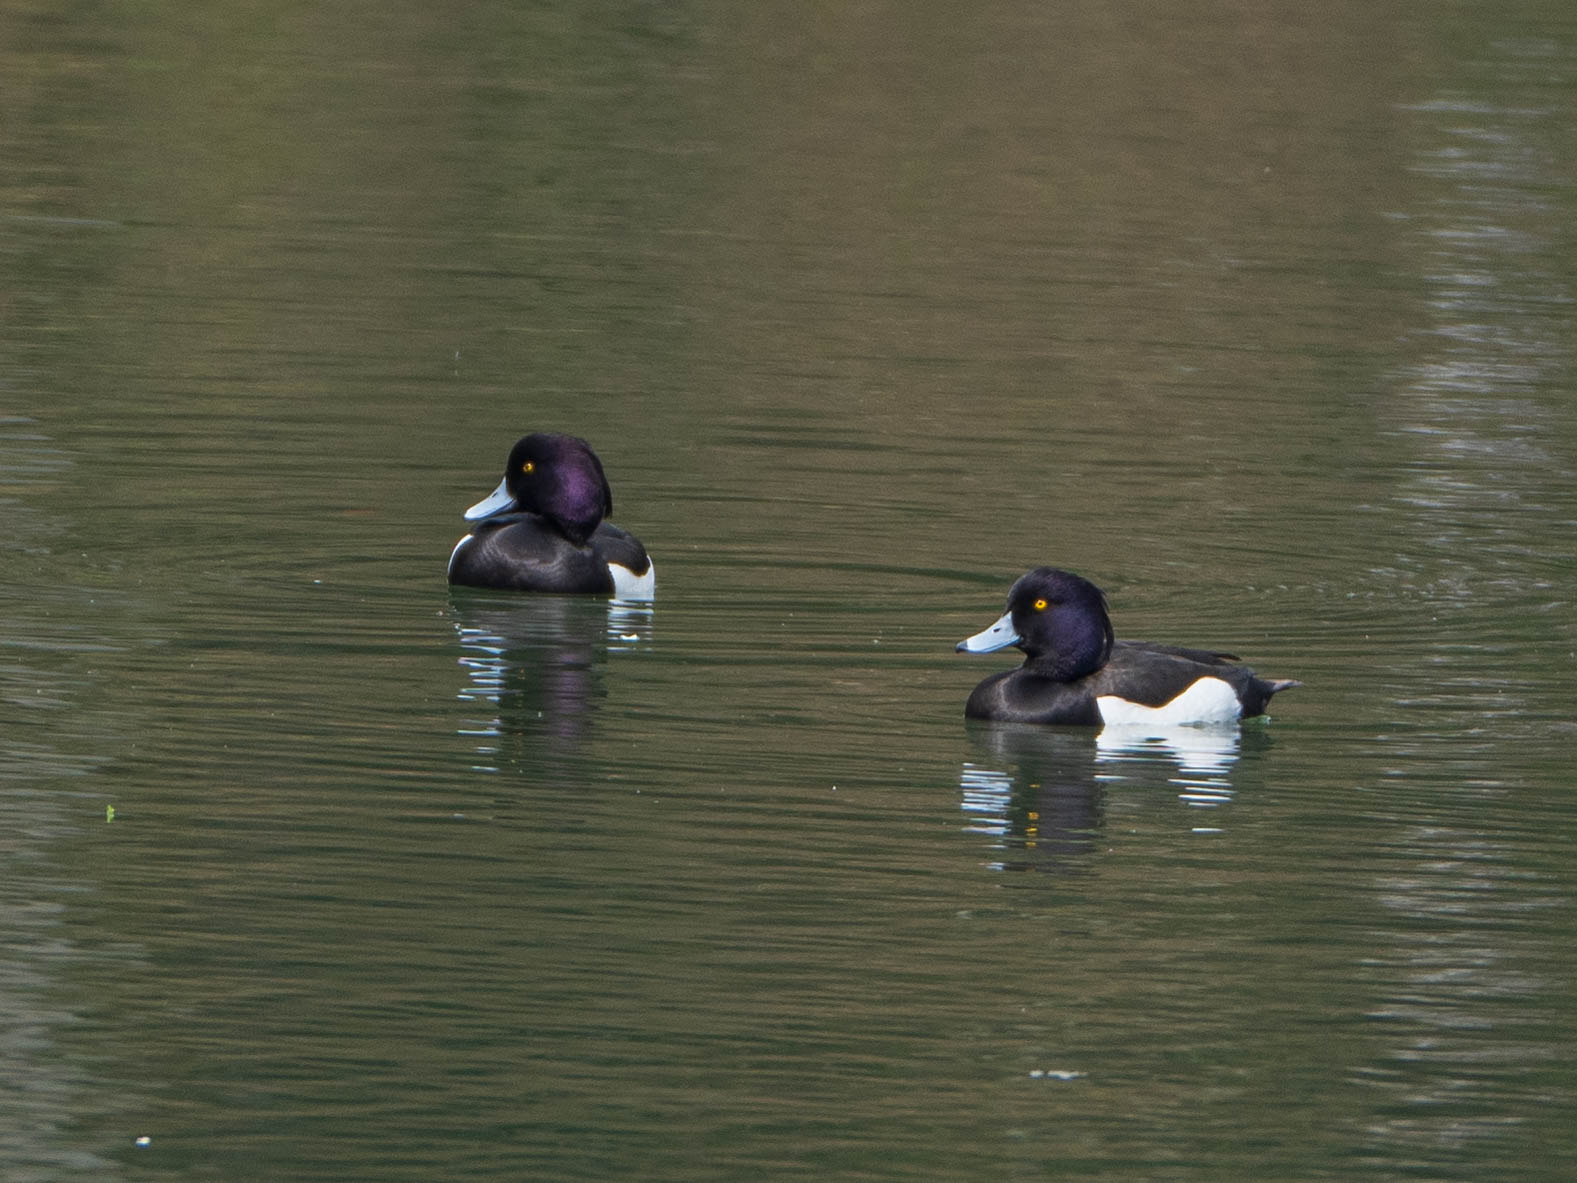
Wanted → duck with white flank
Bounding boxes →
[958,567,1297,725]
[447,433,654,599]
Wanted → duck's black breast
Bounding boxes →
[964,669,1103,725]
[448,515,617,594]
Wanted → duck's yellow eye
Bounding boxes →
[1033,598,1048,611]
[521,460,535,474]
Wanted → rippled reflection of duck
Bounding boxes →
[961,727,1108,870]
[447,433,655,599]
[960,720,1263,871]
[957,567,1298,726]
[450,592,652,771]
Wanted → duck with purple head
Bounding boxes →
[447,433,654,599]
[957,567,1297,725]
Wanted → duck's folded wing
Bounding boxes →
[1114,639,1241,665]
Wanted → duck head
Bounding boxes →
[956,567,1115,681]
[464,433,614,546]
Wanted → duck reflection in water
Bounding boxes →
[960,723,1250,872]
[450,591,652,771]
[962,727,1109,872]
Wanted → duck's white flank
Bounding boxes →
[1096,676,1240,726]
[610,557,656,602]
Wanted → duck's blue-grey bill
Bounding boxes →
[956,610,1020,654]
[463,477,517,522]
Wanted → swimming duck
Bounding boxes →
[957,567,1297,725]
[447,433,655,599]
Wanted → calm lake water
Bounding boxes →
[5,2,1577,1179]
